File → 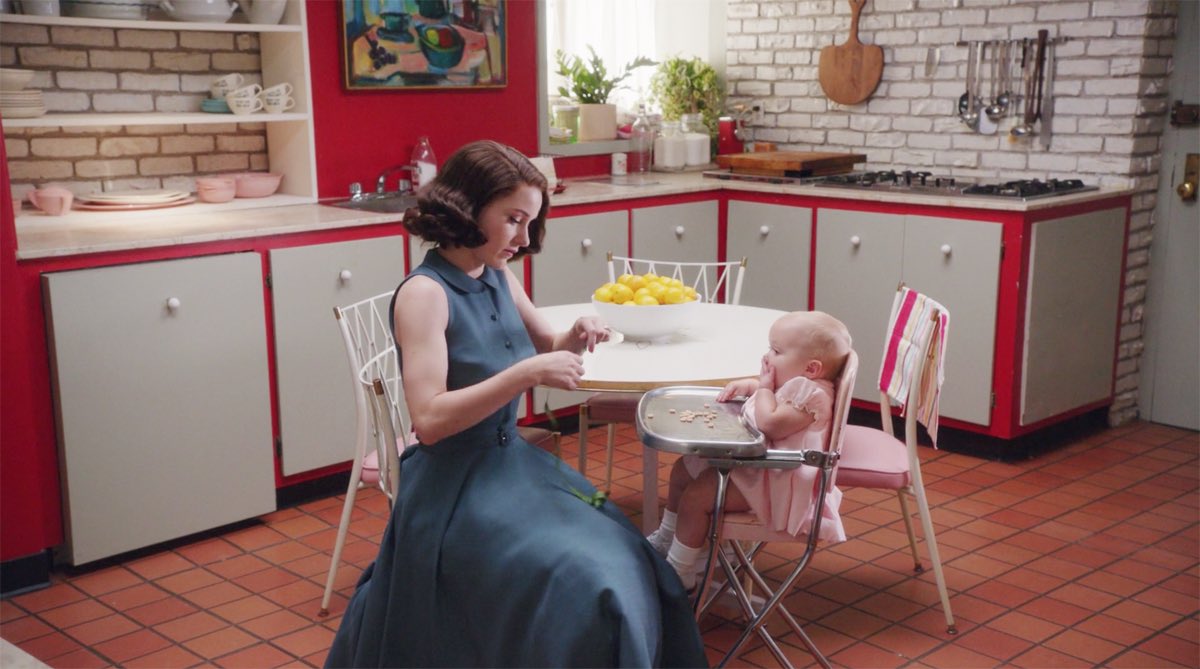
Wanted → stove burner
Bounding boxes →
[961,179,1089,198]
[814,173,1096,200]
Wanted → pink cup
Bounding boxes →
[29,186,74,215]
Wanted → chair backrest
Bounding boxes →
[359,346,410,501]
[828,349,859,460]
[607,253,747,305]
[334,290,398,494]
[875,286,950,444]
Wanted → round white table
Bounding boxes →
[537,302,787,530]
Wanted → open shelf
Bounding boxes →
[15,193,317,229]
[0,12,303,32]
[3,111,308,128]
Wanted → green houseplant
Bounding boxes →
[651,56,726,138]
[555,46,655,141]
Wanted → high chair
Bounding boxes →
[688,350,858,669]
[835,285,957,634]
[578,253,747,495]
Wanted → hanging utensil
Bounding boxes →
[1039,41,1056,149]
[989,41,1011,119]
[959,41,979,128]
[924,45,941,78]
[818,0,884,105]
[977,42,998,134]
[1011,30,1047,137]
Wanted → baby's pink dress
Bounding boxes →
[684,376,846,543]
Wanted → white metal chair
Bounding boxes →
[578,253,747,493]
[692,350,858,669]
[835,286,957,634]
[320,291,404,616]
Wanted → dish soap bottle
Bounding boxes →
[411,136,437,188]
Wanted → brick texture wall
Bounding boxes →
[1,23,267,201]
[725,0,1180,426]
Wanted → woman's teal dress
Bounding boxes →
[326,251,706,668]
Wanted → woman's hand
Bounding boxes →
[567,316,610,353]
[716,378,759,402]
[523,351,586,390]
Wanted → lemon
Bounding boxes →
[633,287,653,301]
[594,285,615,303]
[668,278,684,288]
[646,282,668,300]
[635,294,660,306]
[683,286,698,301]
[610,284,634,304]
[622,300,638,307]
[628,275,647,291]
[616,273,636,286]
[663,287,685,304]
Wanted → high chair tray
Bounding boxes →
[635,386,766,457]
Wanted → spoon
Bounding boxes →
[959,41,979,128]
[1011,30,1047,137]
[985,42,1008,120]
[995,41,1012,114]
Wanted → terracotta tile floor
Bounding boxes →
[2,419,1197,668]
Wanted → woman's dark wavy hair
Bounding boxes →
[402,140,549,258]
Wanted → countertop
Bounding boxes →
[15,172,1133,260]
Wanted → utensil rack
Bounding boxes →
[952,33,1068,142]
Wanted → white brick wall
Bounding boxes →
[725,0,1180,426]
[0,25,267,199]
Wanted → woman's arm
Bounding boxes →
[396,276,584,444]
[505,267,608,354]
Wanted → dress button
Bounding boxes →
[490,314,498,321]
[504,341,512,348]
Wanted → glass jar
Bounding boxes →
[628,104,654,173]
[551,104,579,144]
[680,112,710,167]
[653,120,686,171]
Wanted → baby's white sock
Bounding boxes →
[646,510,677,556]
[666,538,706,590]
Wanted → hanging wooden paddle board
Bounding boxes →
[818,0,884,105]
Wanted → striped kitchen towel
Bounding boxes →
[877,287,950,444]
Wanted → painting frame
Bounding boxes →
[340,0,508,90]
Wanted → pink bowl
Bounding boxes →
[195,176,237,203]
[225,172,283,198]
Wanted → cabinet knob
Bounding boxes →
[850,235,861,247]
[940,244,952,256]
[339,269,352,282]
[759,225,770,236]
[166,297,181,311]
[674,225,686,237]
[581,238,592,249]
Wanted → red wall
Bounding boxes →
[0,0,611,563]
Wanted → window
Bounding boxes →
[537,0,726,157]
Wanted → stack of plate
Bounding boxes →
[75,189,195,211]
[201,97,231,114]
[0,68,44,119]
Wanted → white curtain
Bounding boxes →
[546,0,659,113]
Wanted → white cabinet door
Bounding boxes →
[633,201,719,263]
[814,209,905,401]
[270,236,407,475]
[726,200,812,310]
[1022,208,1125,425]
[532,210,628,412]
[44,253,276,565]
[903,216,1001,425]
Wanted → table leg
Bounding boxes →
[642,446,659,534]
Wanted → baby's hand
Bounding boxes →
[759,357,776,391]
[716,378,758,402]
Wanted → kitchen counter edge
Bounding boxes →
[15,173,1134,260]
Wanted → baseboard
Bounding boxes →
[276,470,351,509]
[0,551,51,598]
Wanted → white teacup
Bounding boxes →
[261,82,293,102]
[225,83,262,100]
[226,94,263,115]
[210,72,244,99]
[262,95,295,114]
[20,0,60,15]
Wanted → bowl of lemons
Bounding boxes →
[591,272,700,341]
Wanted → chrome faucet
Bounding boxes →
[376,164,419,195]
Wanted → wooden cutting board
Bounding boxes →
[717,151,867,177]
[818,0,884,105]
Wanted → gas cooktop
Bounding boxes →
[812,171,1098,200]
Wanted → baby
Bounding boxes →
[647,311,852,589]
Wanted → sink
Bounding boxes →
[324,192,418,214]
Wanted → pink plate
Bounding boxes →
[73,196,197,211]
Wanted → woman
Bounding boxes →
[326,141,706,668]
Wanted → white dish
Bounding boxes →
[78,189,191,204]
[0,68,34,92]
[63,0,149,19]
[0,90,43,100]
[0,106,46,118]
[74,196,196,211]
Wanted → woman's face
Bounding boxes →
[473,184,542,269]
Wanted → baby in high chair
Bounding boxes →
[647,310,852,589]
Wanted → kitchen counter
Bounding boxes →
[15,172,1133,260]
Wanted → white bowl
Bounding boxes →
[0,68,34,92]
[160,0,237,22]
[63,0,148,19]
[592,297,698,341]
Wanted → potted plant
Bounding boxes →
[555,46,655,142]
[650,56,726,141]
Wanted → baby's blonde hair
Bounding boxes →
[781,311,852,380]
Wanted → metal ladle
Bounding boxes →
[959,41,980,128]
[986,42,1009,121]
[1011,30,1047,137]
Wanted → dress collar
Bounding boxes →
[423,249,502,294]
